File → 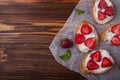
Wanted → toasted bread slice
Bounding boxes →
[92,0,114,24]
[75,21,98,53]
[101,23,120,45]
[80,49,114,74]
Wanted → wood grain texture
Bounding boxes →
[0,0,87,80]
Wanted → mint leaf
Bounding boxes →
[60,49,71,61]
[75,9,85,15]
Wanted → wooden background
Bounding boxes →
[0,0,87,80]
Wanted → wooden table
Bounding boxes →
[0,0,87,80]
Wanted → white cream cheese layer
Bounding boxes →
[105,30,116,43]
[85,32,96,39]
[78,43,90,53]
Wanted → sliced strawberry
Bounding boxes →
[75,34,85,44]
[90,50,101,62]
[85,38,97,49]
[98,11,106,20]
[98,0,108,9]
[111,35,120,45]
[102,57,113,68]
[111,24,120,35]
[105,6,114,16]
[81,24,92,35]
[87,59,99,70]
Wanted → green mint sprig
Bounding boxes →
[75,9,85,15]
[60,49,71,61]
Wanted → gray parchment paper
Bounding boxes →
[49,0,120,80]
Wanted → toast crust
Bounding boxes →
[101,26,111,42]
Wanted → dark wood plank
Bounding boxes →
[0,0,87,80]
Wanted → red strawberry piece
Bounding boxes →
[98,0,108,9]
[102,57,113,68]
[98,11,106,20]
[87,59,99,70]
[81,24,92,35]
[61,38,73,48]
[111,35,120,45]
[90,50,101,62]
[111,24,120,35]
[105,6,114,16]
[75,34,85,44]
[85,38,97,49]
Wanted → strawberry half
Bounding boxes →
[111,35,120,45]
[85,38,97,49]
[98,0,108,9]
[98,11,106,20]
[90,50,101,62]
[75,34,85,44]
[105,6,114,16]
[87,59,99,70]
[111,24,120,35]
[81,24,92,35]
[102,57,113,68]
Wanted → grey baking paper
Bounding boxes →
[49,0,120,80]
